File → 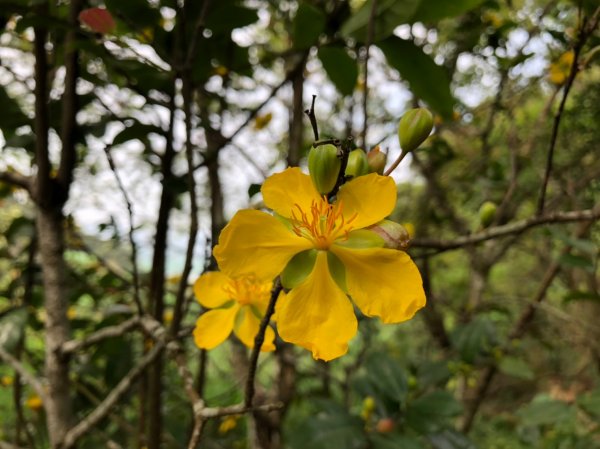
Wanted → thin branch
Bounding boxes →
[0,171,31,192]
[0,347,47,403]
[104,146,143,316]
[537,8,600,214]
[245,278,283,408]
[460,219,595,432]
[61,339,167,449]
[60,316,141,355]
[183,0,212,71]
[412,205,600,254]
[304,94,319,141]
[360,0,377,147]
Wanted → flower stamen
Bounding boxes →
[291,197,357,250]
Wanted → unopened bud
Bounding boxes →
[308,144,341,195]
[366,146,387,174]
[376,418,395,433]
[479,201,497,228]
[345,149,369,178]
[398,108,434,152]
[367,219,410,250]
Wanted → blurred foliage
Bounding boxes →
[1,0,600,448]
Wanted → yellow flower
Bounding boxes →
[213,167,426,361]
[193,272,276,351]
[218,415,240,434]
[25,394,43,411]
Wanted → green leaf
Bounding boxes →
[248,183,262,198]
[0,87,30,139]
[318,47,358,96]
[516,395,574,427]
[112,121,164,147]
[105,0,161,29]
[563,290,600,303]
[577,388,600,419]
[364,352,408,402]
[406,391,463,434]
[205,3,258,35]
[558,253,594,272]
[292,2,326,49]
[341,0,421,43]
[287,401,365,449]
[410,0,486,23]
[451,317,496,364]
[371,433,425,449]
[0,308,27,352]
[428,430,476,449]
[549,229,598,255]
[498,356,535,381]
[377,37,454,119]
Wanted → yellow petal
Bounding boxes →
[193,306,238,350]
[261,167,321,219]
[337,173,397,229]
[214,209,313,280]
[331,245,425,323]
[193,271,232,308]
[234,306,275,352]
[277,251,357,361]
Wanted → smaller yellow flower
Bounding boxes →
[25,394,43,411]
[193,272,275,352]
[218,415,240,434]
[1,375,14,387]
[548,50,575,85]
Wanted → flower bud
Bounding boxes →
[366,146,387,174]
[308,144,341,195]
[376,418,395,433]
[345,149,369,178]
[479,201,497,228]
[367,219,410,250]
[398,108,434,152]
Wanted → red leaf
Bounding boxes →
[79,8,116,34]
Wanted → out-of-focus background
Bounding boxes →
[1,0,599,448]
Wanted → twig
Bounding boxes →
[0,347,47,403]
[304,95,319,141]
[183,0,212,71]
[245,278,283,407]
[61,339,167,449]
[104,146,143,316]
[537,7,600,214]
[60,316,141,355]
[327,138,353,201]
[0,171,31,192]
[412,205,600,254]
[360,0,377,147]
[460,219,595,432]
[171,70,199,337]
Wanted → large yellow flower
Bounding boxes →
[193,272,275,351]
[213,167,425,360]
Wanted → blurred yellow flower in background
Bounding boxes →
[193,272,275,352]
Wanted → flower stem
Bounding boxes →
[244,278,283,407]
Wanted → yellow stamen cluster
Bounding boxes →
[291,197,357,250]
[222,275,271,306]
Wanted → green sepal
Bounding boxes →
[281,249,318,289]
[334,229,385,249]
[327,251,347,293]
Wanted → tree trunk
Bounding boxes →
[37,206,73,447]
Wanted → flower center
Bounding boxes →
[222,275,271,306]
[290,197,357,250]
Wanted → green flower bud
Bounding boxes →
[366,146,387,174]
[479,201,497,228]
[308,144,341,195]
[398,108,434,152]
[367,219,410,250]
[345,149,369,178]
